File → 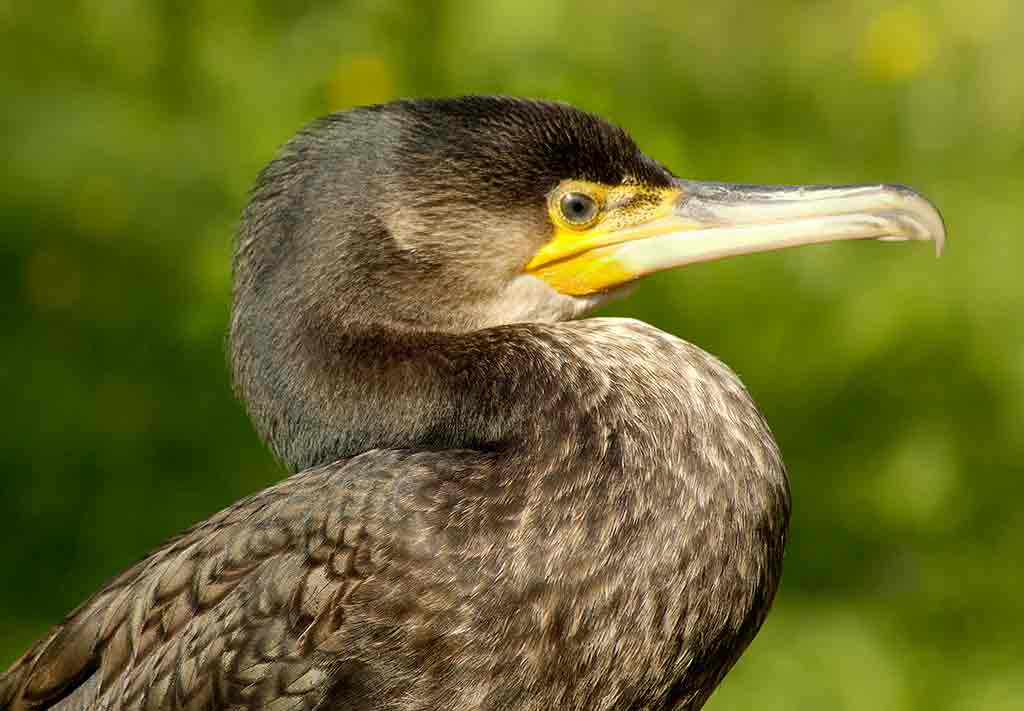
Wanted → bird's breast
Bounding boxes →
[405,317,791,707]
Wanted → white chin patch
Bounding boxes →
[482,274,625,325]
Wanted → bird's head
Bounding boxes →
[234,96,944,337]
[230,96,945,469]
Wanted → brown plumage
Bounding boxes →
[2,324,787,711]
[1,97,943,710]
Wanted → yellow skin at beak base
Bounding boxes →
[526,183,682,296]
[528,245,636,296]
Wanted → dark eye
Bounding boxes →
[559,192,599,226]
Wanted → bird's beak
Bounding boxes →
[527,181,946,296]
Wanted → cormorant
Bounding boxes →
[0,97,944,711]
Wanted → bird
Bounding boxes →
[0,96,945,711]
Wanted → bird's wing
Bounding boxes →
[0,449,441,711]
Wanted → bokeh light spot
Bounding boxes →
[873,428,960,530]
[859,6,937,81]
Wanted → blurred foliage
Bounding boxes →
[1,0,1022,708]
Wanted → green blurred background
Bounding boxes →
[2,0,1022,708]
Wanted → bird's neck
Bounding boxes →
[233,316,557,471]
[233,312,787,511]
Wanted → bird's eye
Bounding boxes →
[559,192,599,227]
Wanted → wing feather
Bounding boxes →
[0,450,428,711]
